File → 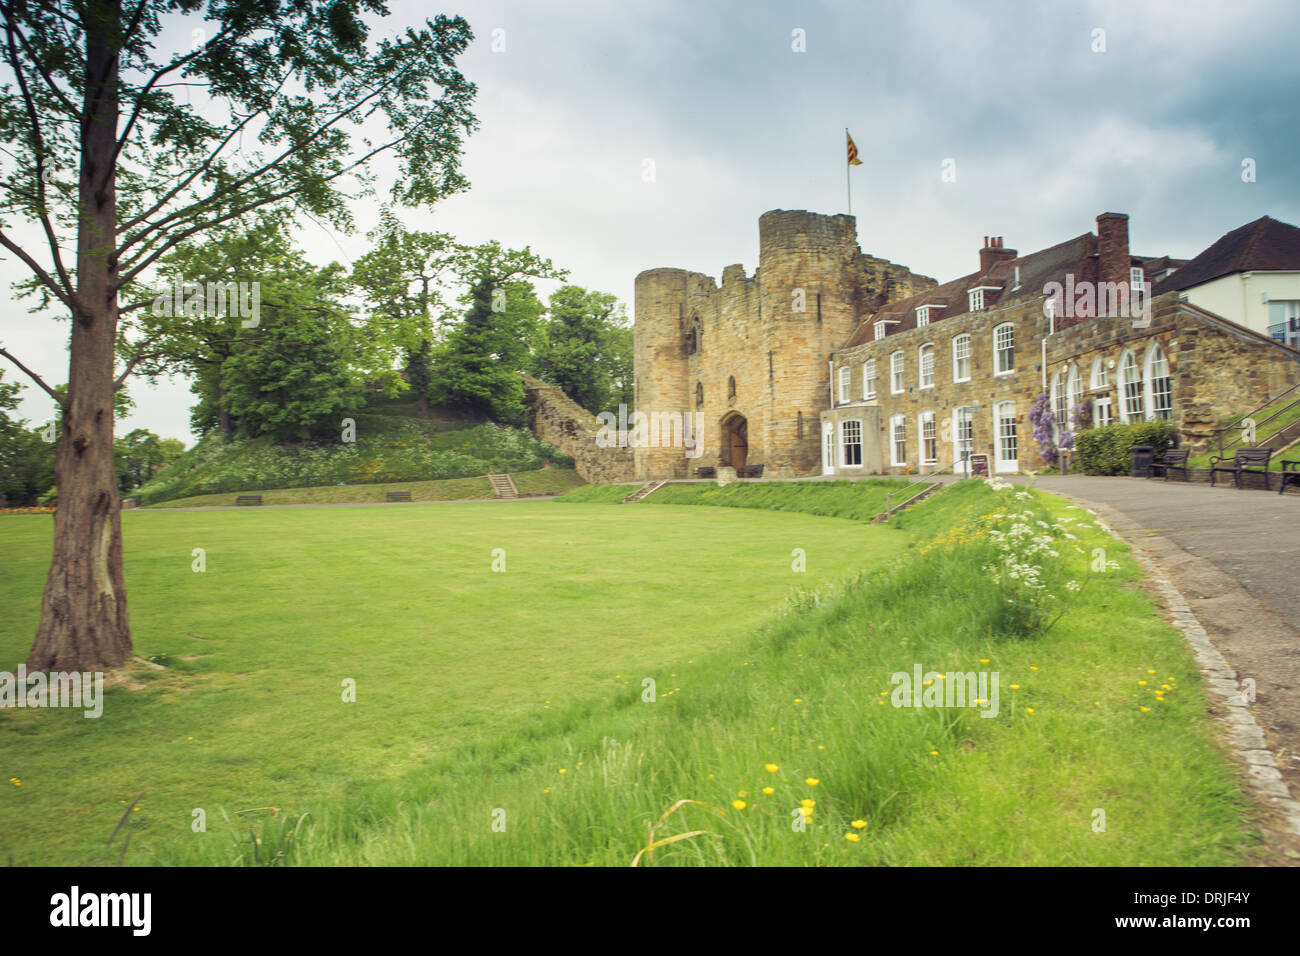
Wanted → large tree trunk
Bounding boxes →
[27,1,130,671]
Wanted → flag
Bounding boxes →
[846,130,863,166]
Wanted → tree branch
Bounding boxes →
[0,346,65,404]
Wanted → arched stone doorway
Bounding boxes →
[721,412,748,469]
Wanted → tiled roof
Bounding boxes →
[1154,216,1300,294]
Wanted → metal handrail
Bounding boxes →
[1216,384,1300,458]
[885,475,936,514]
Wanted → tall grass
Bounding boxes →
[154,481,1256,866]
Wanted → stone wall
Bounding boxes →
[521,374,634,483]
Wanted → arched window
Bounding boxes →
[1144,343,1172,420]
[952,333,971,382]
[862,359,876,399]
[727,375,736,401]
[1118,350,1143,422]
[837,365,851,404]
[1067,363,1083,411]
[1050,368,1067,443]
[918,343,935,388]
[695,381,704,407]
[1089,356,1108,390]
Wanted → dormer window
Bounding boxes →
[915,305,937,327]
[1129,267,1144,291]
[874,320,887,340]
[968,289,984,312]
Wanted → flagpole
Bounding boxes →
[845,127,852,215]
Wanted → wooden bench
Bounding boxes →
[695,466,716,479]
[1209,447,1273,490]
[235,495,262,506]
[385,491,412,502]
[736,464,765,479]
[1279,459,1300,495]
[1149,448,1190,481]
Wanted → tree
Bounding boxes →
[0,371,55,505]
[532,285,632,413]
[0,3,477,670]
[431,279,545,424]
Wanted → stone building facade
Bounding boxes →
[621,208,1300,480]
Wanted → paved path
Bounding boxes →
[1005,476,1300,629]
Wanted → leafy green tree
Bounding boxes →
[0,1,477,670]
[431,280,545,424]
[0,372,55,506]
[532,286,632,413]
[113,428,182,493]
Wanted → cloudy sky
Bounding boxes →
[3,0,1298,440]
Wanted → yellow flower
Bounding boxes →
[845,833,860,842]
[979,658,990,663]
[558,768,566,774]
[1147,669,1156,675]
[543,787,550,794]
[800,799,816,808]
[1025,708,1035,714]
[851,820,867,829]
[1030,665,1038,671]
[1009,684,1020,690]
[732,800,747,810]
[1161,685,1171,691]
[765,763,779,773]
[929,750,939,756]
[1137,680,1147,686]
[1140,706,1151,712]
[762,787,774,795]
[805,777,820,787]
[1094,701,1101,706]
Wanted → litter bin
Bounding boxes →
[1129,445,1154,478]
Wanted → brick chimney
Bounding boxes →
[979,236,1017,275]
[1096,213,1130,289]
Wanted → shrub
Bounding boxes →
[1073,421,1178,475]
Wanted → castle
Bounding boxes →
[525,208,1300,482]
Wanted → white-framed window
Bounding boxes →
[919,343,935,388]
[1144,343,1172,421]
[1067,363,1083,420]
[890,350,905,394]
[920,411,937,465]
[863,359,876,399]
[968,289,985,312]
[1267,301,1300,348]
[952,333,971,382]
[837,365,851,404]
[874,321,888,341]
[916,305,934,327]
[1129,267,1144,291]
[1050,369,1067,443]
[1095,396,1113,427]
[1089,356,1108,390]
[841,419,863,466]
[994,401,1018,473]
[993,323,1015,375]
[953,405,975,473]
[890,414,907,467]
[1119,349,1143,422]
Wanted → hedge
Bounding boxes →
[1073,421,1179,475]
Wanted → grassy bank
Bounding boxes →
[112,481,1254,865]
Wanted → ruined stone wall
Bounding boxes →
[522,375,634,483]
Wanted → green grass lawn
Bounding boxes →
[0,483,1261,866]
[0,499,901,865]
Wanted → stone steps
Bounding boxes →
[487,474,518,499]
[623,480,667,503]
